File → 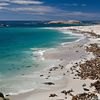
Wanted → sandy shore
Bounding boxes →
[8,25,100,100]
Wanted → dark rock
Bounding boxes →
[0,92,4,98]
[61,89,73,95]
[44,82,55,85]
[26,66,32,68]
[82,83,86,87]
[83,88,89,91]
[40,75,43,77]
[49,94,57,97]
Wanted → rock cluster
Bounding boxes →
[72,93,98,100]
[77,44,100,80]
[86,44,100,57]
[77,58,100,80]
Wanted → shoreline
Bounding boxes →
[8,25,100,100]
[0,27,82,96]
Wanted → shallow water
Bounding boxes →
[0,27,80,94]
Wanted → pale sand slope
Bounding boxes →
[9,25,100,100]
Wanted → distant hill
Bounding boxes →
[48,20,81,24]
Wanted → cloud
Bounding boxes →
[0,3,9,6]
[4,6,55,14]
[0,0,43,10]
[65,3,87,7]
[0,7,5,9]
[81,4,87,7]
[0,2,9,10]
[0,0,43,5]
[3,4,97,19]
[9,0,43,5]
[0,0,98,20]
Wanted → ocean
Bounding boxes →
[0,21,81,94]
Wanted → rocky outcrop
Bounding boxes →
[48,20,81,24]
[72,93,98,100]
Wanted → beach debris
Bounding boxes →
[40,74,43,77]
[61,89,73,95]
[82,83,86,87]
[63,73,66,76]
[45,78,48,79]
[83,88,89,91]
[76,51,79,52]
[72,93,98,100]
[91,81,100,93]
[48,75,50,78]
[49,93,57,97]
[43,82,55,85]
[59,64,64,69]
[49,67,58,71]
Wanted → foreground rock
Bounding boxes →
[0,93,4,98]
[0,92,9,100]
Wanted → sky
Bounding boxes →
[0,0,100,20]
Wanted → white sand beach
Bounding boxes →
[8,25,100,100]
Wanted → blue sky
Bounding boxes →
[0,0,100,20]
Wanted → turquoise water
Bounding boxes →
[0,27,79,75]
[0,27,80,94]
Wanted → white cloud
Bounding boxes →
[0,7,5,9]
[4,4,97,19]
[65,3,87,7]
[9,0,43,5]
[5,6,55,14]
[0,3,9,6]
[0,0,43,5]
[0,0,43,10]
[0,2,9,10]
[81,4,87,7]
[0,0,97,20]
